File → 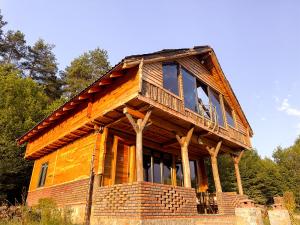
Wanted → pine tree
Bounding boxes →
[62,48,111,96]
[26,39,63,100]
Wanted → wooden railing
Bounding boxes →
[141,80,250,147]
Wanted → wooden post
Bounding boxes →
[196,158,208,192]
[231,150,244,195]
[97,127,108,186]
[172,155,177,186]
[129,145,136,183]
[176,127,194,188]
[206,141,222,193]
[110,136,119,185]
[84,125,102,225]
[124,109,151,182]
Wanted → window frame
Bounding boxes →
[37,162,48,188]
[208,88,225,128]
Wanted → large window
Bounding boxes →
[210,90,224,127]
[182,68,198,112]
[143,149,172,184]
[163,63,179,95]
[37,162,48,187]
[196,81,210,117]
[224,100,235,127]
[176,159,197,188]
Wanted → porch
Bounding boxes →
[92,97,249,217]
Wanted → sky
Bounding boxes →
[1,0,300,157]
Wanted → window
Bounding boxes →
[163,63,179,95]
[143,149,172,184]
[210,90,224,127]
[38,162,48,187]
[182,68,198,112]
[196,81,210,117]
[224,100,235,127]
[190,161,197,188]
[175,160,197,188]
[176,160,184,186]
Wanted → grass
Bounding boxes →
[0,198,77,225]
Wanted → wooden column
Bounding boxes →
[124,109,151,182]
[129,145,136,183]
[196,158,208,192]
[176,127,194,188]
[110,136,119,185]
[231,150,244,195]
[206,141,222,193]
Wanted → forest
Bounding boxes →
[0,10,299,209]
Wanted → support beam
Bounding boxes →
[231,150,244,195]
[124,109,152,182]
[97,127,108,180]
[176,127,194,188]
[206,141,222,193]
[129,145,136,183]
[110,136,119,185]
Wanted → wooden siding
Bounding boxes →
[25,67,140,159]
[29,133,98,191]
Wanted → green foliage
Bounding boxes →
[62,48,111,96]
[0,198,75,225]
[0,30,27,67]
[0,65,49,202]
[26,39,63,100]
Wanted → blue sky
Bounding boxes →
[1,0,300,157]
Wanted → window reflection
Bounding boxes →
[163,63,179,95]
[224,100,235,127]
[210,90,224,127]
[182,68,198,112]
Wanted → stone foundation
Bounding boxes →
[268,210,291,225]
[91,215,237,225]
[235,208,264,225]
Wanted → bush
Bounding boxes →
[0,198,75,225]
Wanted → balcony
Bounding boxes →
[140,80,251,149]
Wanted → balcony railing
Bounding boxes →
[141,80,250,147]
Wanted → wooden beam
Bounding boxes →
[124,110,152,182]
[129,145,136,183]
[176,127,194,188]
[97,127,108,177]
[161,138,178,148]
[98,79,112,86]
[110,71,124,78]
[231,150,244,195]
[110,136,119,185]
[88,86,101,94]
[207,141,222,192]
[78,94,90,100]
[123,107,145,119]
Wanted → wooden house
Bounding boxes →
[18,46,253,225]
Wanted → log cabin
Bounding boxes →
[18,46,253,225]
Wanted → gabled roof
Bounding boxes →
[17,46,253,145]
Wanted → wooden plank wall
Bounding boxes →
[29,133,98,191]
[26,67,140,158]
